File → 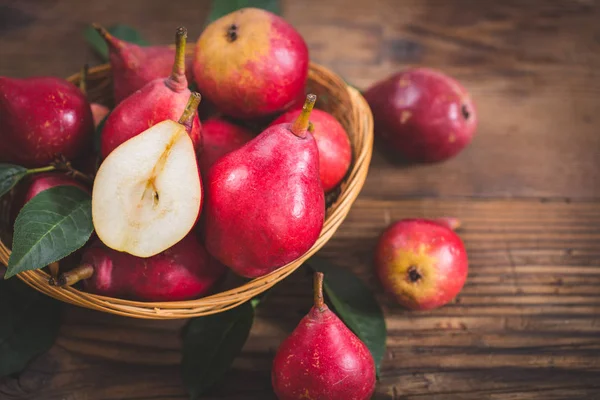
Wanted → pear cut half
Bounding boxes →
[92,119,202,258]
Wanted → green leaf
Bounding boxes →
[0,276,62,377]
[307,256,387,376]
[84,23,149,61]
[182,301,255,398]
[0,164,27,198]
[5,186,94,279]
[206,0,281,24]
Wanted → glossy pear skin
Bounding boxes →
[270,109,352,192]
[193,7,309,119]
[204,124,325,278]
[272,302,376,399]
[197,117,255,179]
[23,173,89,204]
[364,67,477,163]
[100,32,194,104]
[0,77,93,167]
[374,218,468,310]
[79,233,226,302]
[100,78,201,159]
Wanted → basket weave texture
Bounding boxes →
[0,61,373,319]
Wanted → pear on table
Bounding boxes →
[92,92,202,258]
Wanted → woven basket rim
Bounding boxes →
[1,61,374,319]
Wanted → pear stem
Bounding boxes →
[313,272,325,310]
[178,92,202,126]
[48,263,94,287]
[48,262,60,280]
[290,94,317,138]
[92,23,118,49]
[166,27,188,91]
[79,64,89,95]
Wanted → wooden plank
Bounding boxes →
[1,198,599,399]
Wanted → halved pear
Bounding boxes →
[92,119,202,258]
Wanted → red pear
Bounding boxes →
[100,27,201,159]
[270,109,352,192]
[204,95,324,278]
[272,272,376,400]
[94,23,194,104]
[49,232,226,302]
[193,7,309,119]
[0,76,93,167]
[10,172,91,227]
[364,67,477,163]
[197,117,254,179]
[374,218,468,310]
[23,172,89,204]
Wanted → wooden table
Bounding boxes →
[1,0,599,398]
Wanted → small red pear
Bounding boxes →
[374,218,468,310]
[272,272,376,400]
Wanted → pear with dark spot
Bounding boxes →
[374,218,469,310]
[364,67,478,163]
[271,272,376,400]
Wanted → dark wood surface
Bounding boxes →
[1,0,600,399]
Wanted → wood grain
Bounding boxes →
[1,199,600,399]
[1,0,600,399]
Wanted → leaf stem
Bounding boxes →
[26,165,57,175]
[314,271,325,310]
[291,94,317,138]
[51,156,95,185]
[48,263,94,287]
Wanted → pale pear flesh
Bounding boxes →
[92,120,202,258]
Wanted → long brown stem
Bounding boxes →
[48,264,94,287]
[178,92,202,129]
[166,27,188,91]
[291,94,317,138]
[314,272,325,310]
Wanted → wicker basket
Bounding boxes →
[0,61,373,319]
